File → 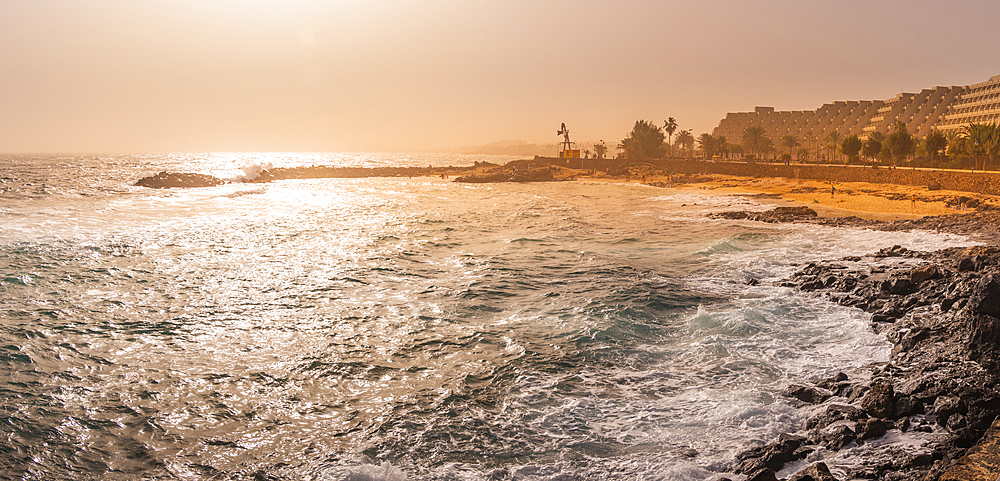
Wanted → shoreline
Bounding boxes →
[135,162,1000,226]
[134,163,1000,479]
[576,173,1000,479]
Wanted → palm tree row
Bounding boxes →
[613,117,1000,171]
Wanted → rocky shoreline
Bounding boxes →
[712,206,1000,481]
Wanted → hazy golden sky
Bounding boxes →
[3,0,1000,153]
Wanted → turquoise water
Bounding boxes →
[0,153,974,480]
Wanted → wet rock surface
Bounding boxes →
[730,241,1000,479]
[713,205,1000,480]
[787,462,837,481]
[710,206,819,223]
[134,171,226,188]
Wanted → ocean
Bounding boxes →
[0,153,978,480]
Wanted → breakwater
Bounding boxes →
[655,160,1000,196]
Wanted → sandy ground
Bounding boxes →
[448,163,999,220]
[571,170,1000,220]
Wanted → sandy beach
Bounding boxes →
[571,170,1000,221]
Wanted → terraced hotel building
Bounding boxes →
[713,74,1000,141]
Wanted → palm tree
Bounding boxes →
[963,123,1000,171]
[862,136,881,164]
[802,134,815,163]
[741,126,770,160]
[697,133,716,159]
[593,140,608,159]
[841,135,863,164]
[886,121,915,166]
[762,137,775,161]
[987,126,1000,171]
[780,134,800,161]
[923,130,947,166]
[663,118,678,157]
[824,131,843,163]
[796,146,810,163]
[675,130,695,159]
[945,131,963,157]
[715,135,729,160]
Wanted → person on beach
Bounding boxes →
[831,184,835,198]
[911,194,916,211]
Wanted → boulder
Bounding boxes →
[894,395,925,417]
[744,468,779,481]
[971,274,1000,318]
[933,396,966,427]
[816,372,848,390]
[856,418,891,441]
[784,384,833,404]
[806,403,864,430]
[735,433,807,474]
[788,462,837,481]
[860,381,896,418]
[910,265,942,284]
[820,421,856,450]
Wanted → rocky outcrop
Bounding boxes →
[711,206,818,223]
[135,171,226,188]
[454,168,560,183]
[940,416,1000,480]
[732,245,1000,479]
[713,206,1000,244]
[788,462,837,481]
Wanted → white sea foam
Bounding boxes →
[221,187,268,198]
[230,162,274,182]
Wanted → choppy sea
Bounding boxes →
[0,153,979,480]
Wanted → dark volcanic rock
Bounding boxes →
[756,241,1000,479]
[135,171,225,188]
[971,274,1000,318]
[784,383,833,404]
[911,264,942,284]
[933,396,966,427]
[819,421,856,450]
[735,433,807,474]
[788,462,837,481]
[711,206,818,223]
[744,468,779,481]
[939,416,1000,480]
[806,403,864,431]
[856,417,891,442]
[860,380,895,418]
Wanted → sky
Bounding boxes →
[3,0,1000,153]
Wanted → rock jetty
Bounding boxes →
[134,171,226,189]
[135,163,498,188]
[453,168,557,183]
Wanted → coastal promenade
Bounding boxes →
[647,160,1000,196]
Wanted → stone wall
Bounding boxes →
[657,161,1000,196]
